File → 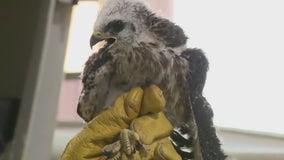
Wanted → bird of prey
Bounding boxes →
[77,0,226,159]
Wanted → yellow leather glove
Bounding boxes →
[60,85,181,160]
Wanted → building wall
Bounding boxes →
[1,0,70,159]
[0,0,42,98]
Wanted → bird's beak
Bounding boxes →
[90,31,117,49]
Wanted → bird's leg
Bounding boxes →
[102,129,146,159]
[188,115,203,160]
[120,129,140,156]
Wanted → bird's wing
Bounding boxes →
[145,13,187,48]
[180,48,227,160]
[82,53,113,85]
[78,52,114,121]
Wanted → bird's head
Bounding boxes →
[90,0,188,53]
[90,0,149,54]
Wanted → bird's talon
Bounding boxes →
[102,141,121,156]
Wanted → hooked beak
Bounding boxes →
[90,31,117,51]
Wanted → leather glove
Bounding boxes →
[60,85,181,160]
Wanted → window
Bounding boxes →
[64,1,99,73]
[57,1,99,122]
[174,0,284,134]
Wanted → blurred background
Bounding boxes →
[1,0,284,160]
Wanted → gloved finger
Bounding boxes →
[60,129,107,160]
[86,87,143,140]
[154,138,182,160]
[140,85,166,115]
[130,112,173,145]
[123,86,144,119]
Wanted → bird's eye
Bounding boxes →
[104,20,125,34]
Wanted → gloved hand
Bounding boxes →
[60,85,181,160]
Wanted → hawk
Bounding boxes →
[77,0,226,159]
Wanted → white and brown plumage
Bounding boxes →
[77,0,226,159]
